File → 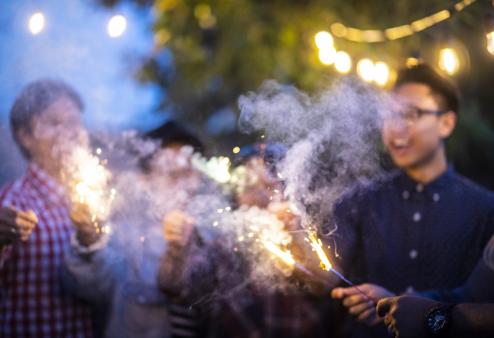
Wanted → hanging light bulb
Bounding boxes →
[438,48,460,75]
[334,51,352,74]
[318,47,337,65]
[107,15,127,38]
[487,31,494,55]
[314,31,334,50]
[374,61,391,86]
[357,59,375,82]
[485,13,494,55]
[29,12,45,35]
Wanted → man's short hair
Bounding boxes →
[10,79,84,158]
[394,63,460,113]
[144,120,204,153]
[140,120,204,172]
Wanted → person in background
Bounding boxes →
[328,64,494,337]
[0,79,95,337]
[209,144,336,338]
[63,120,218,338]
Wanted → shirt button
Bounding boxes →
[409,249,418,259]
[416,184,424,193]
[402,190,410,200]
[413,212,422,222]
[433,193,440,202]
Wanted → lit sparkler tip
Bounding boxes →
[262,239,295,266]
[308,231,332,271]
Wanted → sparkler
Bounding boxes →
[306,230,376,304]
[65,147,115,232]
[191,154,232,184]
[262,238,318,277]
[262,225,374,303]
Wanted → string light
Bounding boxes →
[406,57,420,68]
[438,48,460,75]
[487,31,494,55]
[315,31,334,50]
[29,12,45,35]
[334,51,352,74]
[318,47,337,65]
[328,0,477,43]
[107,15,127,38]
[356,59,391,86]
[357,59,375,82]
[374,62,391,86]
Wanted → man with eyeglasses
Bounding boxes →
[327,64,494,337]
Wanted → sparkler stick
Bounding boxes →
[307,231,377,304]
[262,238,331,286]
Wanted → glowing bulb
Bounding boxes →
[438,48,460,75]
[232,146,241,154]
[107,15,127,38]
[29,12,45,35]
[406,57,420,68]
[374,62,390,86]
[318,47,337,65]
[334,51,352,74]
[487,32,494,55]
[315,31,334,50]
[357,59,375,82]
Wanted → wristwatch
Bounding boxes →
[425,303,455,336]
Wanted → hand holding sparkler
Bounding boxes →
[70,202,104,247]
[332,283,395,326]
[162,210,195,248]
[0,206,37,245]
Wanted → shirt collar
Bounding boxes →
[395,166,454,201]
[26,163,68,205]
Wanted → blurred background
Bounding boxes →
[1,0,494,188]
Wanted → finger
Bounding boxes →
[15,218,36,230]
[349,301,374,316]
[332,287,360,299]
[384,314,392,326]
[357,307,377,323]
[343,294,367,307]
[376,298,393,317]
[15,218,36,231]
[387,325,394,337]
[16,210,38,224]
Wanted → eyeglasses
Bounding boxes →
[387,106,444,126]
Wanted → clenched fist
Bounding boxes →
[0,206,38,245]
[70,203,101,247]
[162,210,195,247]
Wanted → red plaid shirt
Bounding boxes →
[0,164,93,338]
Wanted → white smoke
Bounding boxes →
[239,78,391,232]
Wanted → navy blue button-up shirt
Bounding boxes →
[328,168,494,338]
[330,167,494,294]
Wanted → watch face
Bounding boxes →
[427,309,448,334]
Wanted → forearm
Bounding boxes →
[62,233,115,303]
[449,303,494,338]
[157,243,189,296]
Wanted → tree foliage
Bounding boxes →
[100,0,494,186]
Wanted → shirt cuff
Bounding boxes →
[0,245,13,268]
[70,232,110,256]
